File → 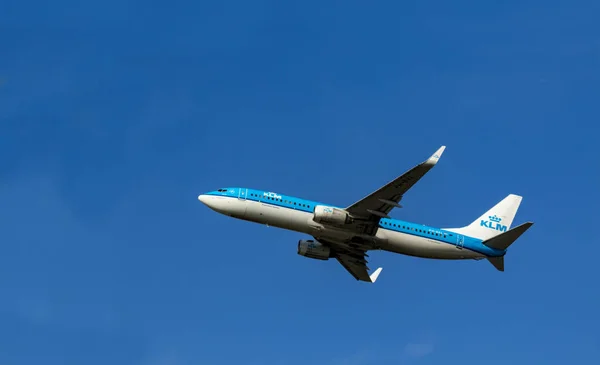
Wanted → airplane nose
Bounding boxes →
[198,194,209,205]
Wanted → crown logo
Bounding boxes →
[489,215,501,223]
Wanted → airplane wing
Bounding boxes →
[345,146,446,220]
[317,237,382,283]
[336,252,382,283]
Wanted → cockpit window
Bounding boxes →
[217,188,227,192]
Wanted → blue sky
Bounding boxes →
[1,0,599,364]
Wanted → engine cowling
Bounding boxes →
[297,239,331,260]
[313,205,351,225]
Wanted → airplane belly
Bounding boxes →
[244,200,264,222]
[378,230,480,259]
[250,204,314,233]
[258,202,291,228]
[228,198,248,219]
[288,210,313,233]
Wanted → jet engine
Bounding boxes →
[297,239,331,260]
[313,205,351,225]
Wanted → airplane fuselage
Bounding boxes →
[198,187,505,260]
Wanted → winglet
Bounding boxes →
[425,145,446,165]
[369,267,383,283]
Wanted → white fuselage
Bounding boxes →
[199,194,484,260]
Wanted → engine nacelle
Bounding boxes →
[313,205,351,225]
[297,239,331,260]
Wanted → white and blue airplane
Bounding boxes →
[198,146,533,283]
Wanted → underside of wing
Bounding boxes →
[336,253,381,282]
[317,237,382,283]
[345,146,446,220]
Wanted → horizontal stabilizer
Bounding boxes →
[483,222,534,250]
[487,256,504,271]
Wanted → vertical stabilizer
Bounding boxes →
[445,194,523,241]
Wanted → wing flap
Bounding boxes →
[334,249,382,283]
[336,254,373,282]
[315,237,382,283]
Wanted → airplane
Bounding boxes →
[197,146,533,283]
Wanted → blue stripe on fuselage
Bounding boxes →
[204,187,505,257]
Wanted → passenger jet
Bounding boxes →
[197,146,533,283]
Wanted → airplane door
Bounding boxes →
[456,234,464,250]
[238,188,247,200]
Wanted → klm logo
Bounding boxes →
[323,207,333,213]
[480,215,507,232]
[264,192,282,199]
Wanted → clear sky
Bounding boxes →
[1,1,599,364]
